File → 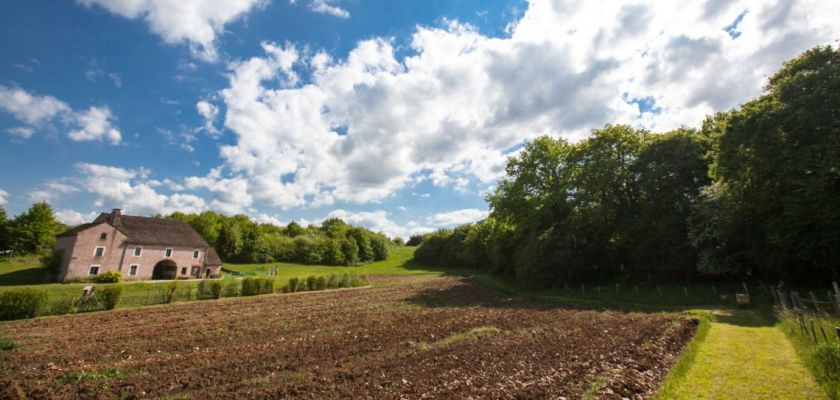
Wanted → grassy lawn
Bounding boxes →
[661,309,824,399]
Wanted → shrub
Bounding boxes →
[92,271,122,284]
[158,281,179,303]
[326,274,339,288]
[306,276,317,291]
[338,273,351,288]
[286,277,300,293]
[315,276,327,290]
[46,296,76,316]
[259,277,274,294]
[198,280,222,300]
[0,289,48,320]
[99,286,123,310]
[241,277,260,296]
[222,280,240,297]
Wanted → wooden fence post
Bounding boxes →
[657,286,663,299]
[810,320,819,344]
[769,288,780,307]
[743,282,749,296]
[809,291,822,314]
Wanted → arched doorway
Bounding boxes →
[152,260,178,280]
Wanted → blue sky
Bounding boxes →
[0,0,838,237]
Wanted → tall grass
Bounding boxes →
[779,311,840,399]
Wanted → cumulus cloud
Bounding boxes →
[187,0,838,213]
[426,208,489,226]
[78,0,265,61]
[0,188,8,205]
[0,85,71,125]
[28,181,80,203]
[74,162,207,216]
[54,209,101,225]
[68,106,122,144]
[0,86,122,144]
[196,100,220,134]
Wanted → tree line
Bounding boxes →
[0,202,393,267]
[415,46,840,286]
[165,211,392,265]
[0,202,67,257]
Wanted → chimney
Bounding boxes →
[110,208,122,227]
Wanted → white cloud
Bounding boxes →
[0,85,71,125]
[0,86,123,144]
[78,0,266,61]
[6,127,34,139]
[68,106,122,144]
[55,209,100,225]
[0,188,8,205]
[308,0,349,18]
[323,209,430,238]
[75,162,207,216]
[196,0,839,212]
[196,100,219,134]
[28,181,80,203]
[426,208,488,226]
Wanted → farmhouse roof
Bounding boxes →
[205,248,222,266]
[58,209,210,248]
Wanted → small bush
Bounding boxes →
[326,274,339,288]
[0,289,48,321]
[198,280,222,300]
[259,278,274,294]
[222,280,240,297]
[338,273,351,288]
[46,297,76,316]
[158,281,179,303]
[99,286,123,310]
[92,271,122,284]
[286,277,300,293]
[315,276,327,290]
[241,277,260,296]
[306,276,317,291]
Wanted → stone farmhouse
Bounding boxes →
[54,209,222,281]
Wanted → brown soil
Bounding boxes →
[0,276,696,399]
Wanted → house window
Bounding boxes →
[133,246,142,257]
[89,266,100,276]
[94,246,105,257]
[193,250,199,259]
[165,248,173,258]
[100,233,107,240]
[129,265,139,276]
[180,267,187,275]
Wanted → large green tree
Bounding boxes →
[9,202,64,255]
[703,45,840,281]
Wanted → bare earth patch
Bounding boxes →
[0,276,696,399]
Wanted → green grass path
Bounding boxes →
[666,310,823,399]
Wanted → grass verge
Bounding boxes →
[780,312,840,399]
[653,310,714,399]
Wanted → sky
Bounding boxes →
[0,0,838,238]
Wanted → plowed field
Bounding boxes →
[0,276,696,399]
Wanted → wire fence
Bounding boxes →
[771,283,840,344]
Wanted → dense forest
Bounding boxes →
[415,46,840,286]
[164,211,391,265]
[0,203,392,267]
